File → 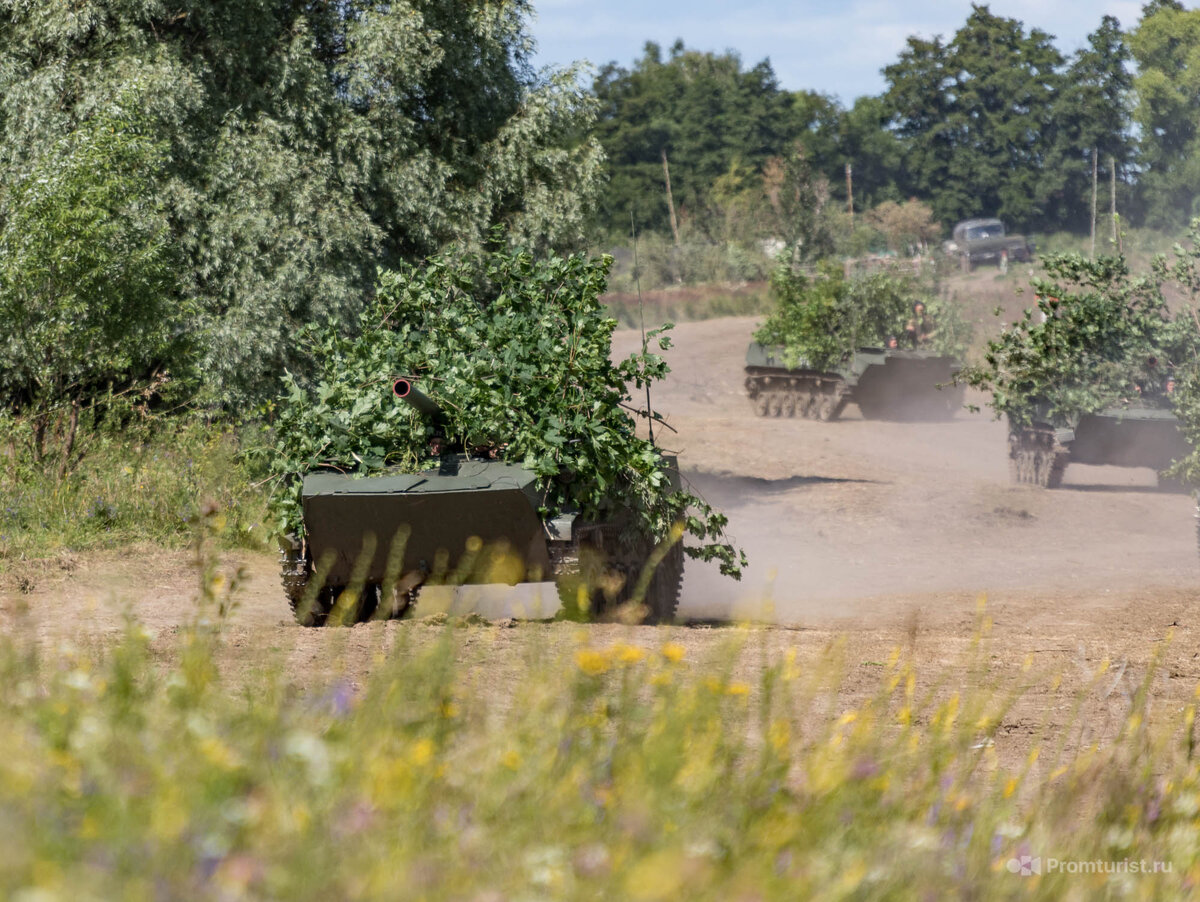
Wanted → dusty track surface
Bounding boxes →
[3,315,1200,765]
[610,317,1200,625]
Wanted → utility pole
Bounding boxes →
[845,162,854,229]
[1110,155,1118,250]
[1090,148,1098,259]
[661,148,680,248]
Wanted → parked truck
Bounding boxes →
[944,218,1034,272]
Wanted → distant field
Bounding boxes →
[602,281,772,328]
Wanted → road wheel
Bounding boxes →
[752,393,769,416]
[641,539,684,624]
[568,528,684,624]
[816,392,837,421]
[294,584,338,627]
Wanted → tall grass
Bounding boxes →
[0,412,266,563]
[1,534,1195,900]
[603,283,773,328]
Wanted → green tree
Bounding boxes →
[590,41,820,237]
[1128,1,1200,227]
[1034,15,1135,233]
[0,104,180,471]
[837,96,905,212]
[762,145,836,264]
[884,5,1065,229]
[0,0,602,409]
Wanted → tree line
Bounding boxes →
[3,0,1200,433]
[592,2,1200,241]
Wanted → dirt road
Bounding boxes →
[612,317,1200,627]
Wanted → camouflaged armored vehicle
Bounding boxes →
[744,342,964,422]
[1008,403,1189,488]
[280,380,684,626]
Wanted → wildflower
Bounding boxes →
[851,757,879,780]
[616,643,646,664]
[576,649,611,676]
[726,682,750,696]
[769,719,790,753]
[502,749,521,770]
[661,642,685,663]
[783,647,799,681]
[410,738,435,766]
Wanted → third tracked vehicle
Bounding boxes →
[1008,404,1189,488]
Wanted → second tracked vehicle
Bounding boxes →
[744,342,964,422]
[281,380,684,626]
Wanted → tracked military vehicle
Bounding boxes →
[1008,403,1188,489]
[280,380,684,626]
[744,342,964,422]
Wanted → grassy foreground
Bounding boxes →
[1,533,1198,902]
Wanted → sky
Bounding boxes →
[528,0,1148,102]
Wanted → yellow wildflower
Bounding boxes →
[769,719,790,753]
[661,642,685,663]
[616,643,646,664]
[576,649,611,676]
[783,647,799,681]
[410,738,435,766]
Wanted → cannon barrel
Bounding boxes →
[392,378,445,423]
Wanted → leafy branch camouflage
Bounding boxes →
[754,263,970,372]
[966,248,1200,430]
[259,248,746,577]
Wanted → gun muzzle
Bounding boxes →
[392,378,444,421]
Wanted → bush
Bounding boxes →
[754,261,971,371]
[966,251,1200,429]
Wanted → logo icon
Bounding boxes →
[1007,855,1042,876]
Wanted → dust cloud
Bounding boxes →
[612,317,1200,628]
